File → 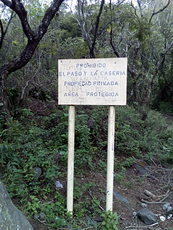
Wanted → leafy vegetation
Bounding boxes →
[0,105,173,229]
[101,211,119,230]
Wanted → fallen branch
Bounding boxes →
[34,217,49,226]
[88,189,104,211]
[159,191,171,202]
[126,222,158,229]
[144,189,170,201]
[144,190,156,199]
[141,198,173,205]
[57,228,93,230]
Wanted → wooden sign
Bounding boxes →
[58,58,128,214]
[58,58,127,105]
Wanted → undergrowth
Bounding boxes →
[0,105,173,229]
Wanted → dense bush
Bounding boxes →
[116,106,173,160]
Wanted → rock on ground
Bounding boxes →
[0,181,33,230]
[136,208,157,225]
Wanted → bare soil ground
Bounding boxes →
[28,161,173,230]
[87,161,173,230]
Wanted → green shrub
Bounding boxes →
[101,211,119,230]
[115,106,173,160]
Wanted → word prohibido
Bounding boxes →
[76,62,106,68]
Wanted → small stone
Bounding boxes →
[167,214,172,220]
[133,212,137,216]
[34,214,40,220]
[167,206,173,212]
[133,162,149,176]
[113,191,129,204]
[39,212,46,220]
[55,180,63,189]
[33,167,42,179]
[141,203,148,208]
[55,216,66,225]
[160,216,166,222]
[162,203,172,212]
[136,208,157,225]
[34,212,45,221]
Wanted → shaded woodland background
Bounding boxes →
[0,0,173,114]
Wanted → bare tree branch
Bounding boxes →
[0,11,15,49]
[109,0,124,57]
[77,0,92,48]
[0,4,6,17]
[0,0,65,113]
[137,0,142,9]
[157,41,173,71]
[1,0,35,40]
[130,0,140,21]
[110,32,120,57]
[116,0,126,6]
[0,19,4,48]
[149,0,171,23]
[137,0,144,17]
[150,40,173,92]
[77,0,105,58]
[90,0,105,57]
[37,0,64,39]
[0,0,12,8]
[0,0,64,74]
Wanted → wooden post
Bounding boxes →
[106,105,115,211]
[67,105,75,213]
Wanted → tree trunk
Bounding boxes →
[0,40,41,116]
[0,71,9,116]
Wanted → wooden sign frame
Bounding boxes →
[58,58,127,105]
[58,58,127,213]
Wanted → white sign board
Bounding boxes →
[58,58,127,105]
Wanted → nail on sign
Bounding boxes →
[58,58,127,105]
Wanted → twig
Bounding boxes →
[126,222,158,229]
[144,190,156,199]
[149,0,171,23]
[150,158,158,167]
[147,174,160,182]
[141,198,173,205]
[156,168,173,191]
[57,227,94,230]
[165,168,173,187]
[157,189,170,198]
[143,189,171,203]
[34,217,49,226]
[88,190,104,211]
[20,55,41,102]
[159,191,171,202]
